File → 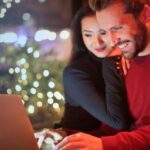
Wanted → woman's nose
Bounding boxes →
[93,36,104,47]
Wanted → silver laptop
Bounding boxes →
[0,95,39,150]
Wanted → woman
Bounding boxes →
[58,6,132,135]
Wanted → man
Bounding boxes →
[55,0,150,149]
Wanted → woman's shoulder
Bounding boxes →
[69,53,97,69]
[63,54,92,76]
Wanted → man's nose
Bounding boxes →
[108,32,120,48]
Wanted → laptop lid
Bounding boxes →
[0,95,39,150]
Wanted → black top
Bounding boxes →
[61,52,131,131]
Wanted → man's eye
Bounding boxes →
[99,30,106,35]
[112,26,123,31]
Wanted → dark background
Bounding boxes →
[0,0,89,30]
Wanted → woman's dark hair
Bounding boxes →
[70,6,95,62]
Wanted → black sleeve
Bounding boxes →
[101,57,132,130]
[63,58,131,130]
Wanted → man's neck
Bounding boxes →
[138,42,150,56]
[138,24,150,56]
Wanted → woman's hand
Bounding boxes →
[55,132,103,150]
[108,47,122,57]
[121,56,130,76]
[108,48,130,76]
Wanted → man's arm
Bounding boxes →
[55,125,150,150]
[102,125,150,150]
[55,132,103,150]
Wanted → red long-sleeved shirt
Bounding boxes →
[102,54,150,150]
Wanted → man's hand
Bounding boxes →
[55,132,103,150]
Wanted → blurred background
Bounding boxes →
[0,0,88,130]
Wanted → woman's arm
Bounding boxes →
[101,56,132,129]
[63,58,132,130]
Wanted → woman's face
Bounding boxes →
[81,15,112,58]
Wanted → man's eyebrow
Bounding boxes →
[110,25,122,30]
[98,29,106,32]
[83,30,93,32]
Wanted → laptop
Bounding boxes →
[0,95,39,150]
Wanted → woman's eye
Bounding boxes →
[84,34,92,37]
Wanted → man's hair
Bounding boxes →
[89,0,150,17]
[89,0,116,10]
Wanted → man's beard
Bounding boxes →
[121,22,147,60]
[134,20,148,57]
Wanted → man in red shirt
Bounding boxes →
[55,0,150,150]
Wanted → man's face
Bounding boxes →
[96,2,147,59]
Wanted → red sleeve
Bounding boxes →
[101,125,150,150]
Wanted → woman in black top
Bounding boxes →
[59,6,132,134]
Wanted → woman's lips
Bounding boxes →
[95,47,106,52]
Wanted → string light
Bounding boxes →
[23,95,29,101]
[53,103,59,109]
[16,35,27,47]
[3,0,8,3]
[54,91,63,100]
[17,58,26,66]
[38,0,46,3]
[9,68,14,74]
[22,12,31,21]
[0,56,6,63]
[15,67,20,73]
[21,74,27,80]
[0,0,21,19]
[37,101,43,107]
[21,68,27,74]
[18,79,22,84]
[6,3,12,8]
[27,105,35,114]
[36,73,42,80]
[27,47,33,54]
[1,8,7,14]
[30,88,37,94]
[33,81,39,88]
[24,63,29,69]
[37,92,43,99]
[22,80,28,85]
[7,89,12,94]
[34,29,56,42]
[0,32,17,43]
[0,13,4,18]
[48,81,55,88]
[21,90,27,95]
[15,84,22,92]
[33,51,40,58]
[48,98,54,104]
[1,25,65,118]
[47,91,53,98]
[15,0,21,3]
[59,29,70,40]
[43,70,49,77]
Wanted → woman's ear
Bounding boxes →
[140,4,150,24]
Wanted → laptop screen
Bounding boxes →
[0,95,39,150]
